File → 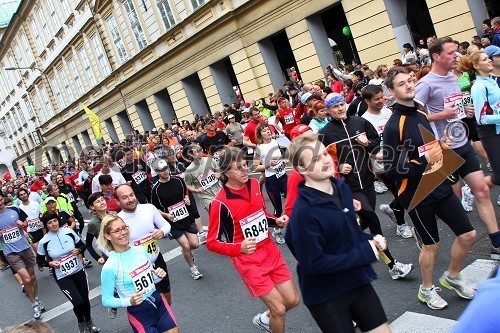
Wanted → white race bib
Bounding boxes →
[197,170,218,190]
[2,226,22,244]
[168,201,189,222]
[444,93,467,122]
[130,261,155,294]
[273,160,286,178]
[284,114,295,125]
[27,217,42,232]
[212,152,220,165]
[239,209,268,243]
[132,171,147,184]
[133,234,159,257]
[67,192,75,203]
[59,254,80,276]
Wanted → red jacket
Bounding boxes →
[207,178,278,257]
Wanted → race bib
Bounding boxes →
[2,226,22,244]
[212,152,220,165]
[418,140,443,175]
[239,209,268,243]
[444,93,466,122]
[67,192,75,203]
[273,160,286,178]
[197,170,218,190]
[130,261,155,294]
[284,114,294,125]
[168,201,189,222]
[133,234,159,256]
[27,217,42,232]
[132,171,147,184]
[59,254,80,276]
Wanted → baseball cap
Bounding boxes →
[290,124,312,140]
[154,159,169,172]
[203,118,215,126]
[228,114,235,119]
[485,45,500,58]
[44,196,57,204]
[300,92,313,104]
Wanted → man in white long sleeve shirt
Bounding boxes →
[91,157,126,193]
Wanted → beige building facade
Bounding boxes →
[0,0,490,174]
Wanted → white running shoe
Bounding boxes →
[379,204,397,223]
[461,185,474,212]
[389,262,413,280]
[191,266,203,280]
[396,224,413,239]
[439,271,475,299]
[374,181,386,194]
[418,285,448,310]
[252,312,271,332]
[272,228,286,245]
[198,231,207,244]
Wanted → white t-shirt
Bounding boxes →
[92,170,126,193]
[118,203,171,261]
[19,201,43,233]
[362,108,392,142]
[256,140,285,178]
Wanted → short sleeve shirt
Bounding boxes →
[0,207,30,254]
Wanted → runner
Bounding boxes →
[200,117,231,155]
[165,148,206,241]
[274,97,298,139]
[98,175,121,213]
[360,85,412,238]
[151,159,203,280]
[56,174,85,235]
[91,157,126,193]
[383,66,476,309]
[319,94,413,280]
[120,147,152,204]
[184,143,223,215]
[308,101,329,134]
[286,134,391,333]
[86,192,113,265]
[0,192,45,320]
[207,147,300,333]
[43,197,76,230]
[17,188,44,252]
[37,213,100,333]
[414,37,500,257]
[98,215,178,333]
[115,184,173,304]
[253,123,287,244]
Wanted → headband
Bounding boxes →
[325,95,345,108]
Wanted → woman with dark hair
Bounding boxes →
[402,43,416,63]
[37,213,99,333]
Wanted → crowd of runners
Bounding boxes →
[1,17,500,333]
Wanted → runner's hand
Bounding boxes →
[373,234,387,251]
[150,230,164,240]
[98,258,106,265]
[464,104,474,118]
[276,215,289,228]
[339,163,352,174]
[130,290,146,306]
[353,199,361,211]
[49,261,61,268]
[368,240,380,260]
[15,220,24,228]
[69,248,80,256]
[425,141,442,163]
[152,268,166,278]
[355,133,369,147]
[240,238,256,254]
[184,195,190,206]
[441,105,459,119]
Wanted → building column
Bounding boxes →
[285,20,324,84]
[426,0,477,42]
[466,0,489,35]
[145,96,163,128]
[110,115,125,142]
[257,39,285,92]
[127,105,144,133]
[168,82,193,122]
[306,14,338,75]
[343,0,401,67]
[230,43,273,102]
[383,0,414,54]
[199,66,223,114]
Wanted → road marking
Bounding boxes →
[390,311,456,333]
[34,245,185,323]
[389,259,497,333]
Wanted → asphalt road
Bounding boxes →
[0,174,498,332]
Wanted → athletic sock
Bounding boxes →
[489,231,500,248]
[260,312,269,325]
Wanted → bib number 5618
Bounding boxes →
[134,272,154,292]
